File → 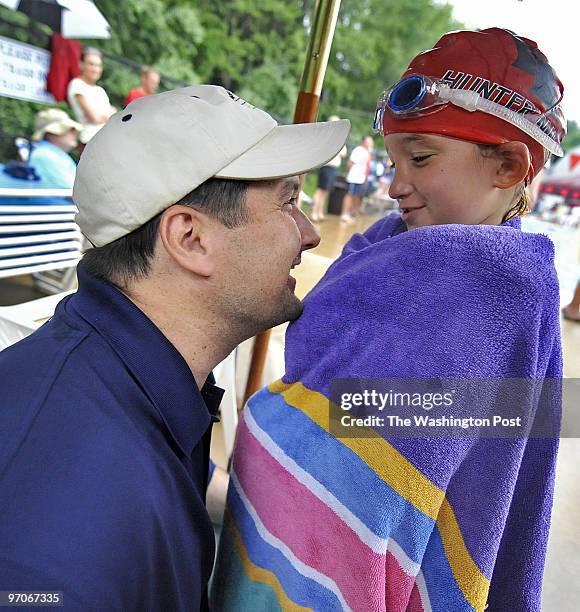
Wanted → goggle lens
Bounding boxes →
[373,75,443,134]
[388,76,427,113]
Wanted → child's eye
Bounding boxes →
[411,154,433,164]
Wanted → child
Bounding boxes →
[213,28,565,611]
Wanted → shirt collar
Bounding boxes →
[66,265,224,456]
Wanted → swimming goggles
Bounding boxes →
[372,74,564,157]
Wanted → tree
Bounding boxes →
[562,119,580,153]
[319,0,461,142]
[94,0,204,86]
[193,0,307,118]
[0,0,461,159]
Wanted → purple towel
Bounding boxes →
[213,213,562,611]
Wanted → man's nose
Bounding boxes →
[294,206,321,252]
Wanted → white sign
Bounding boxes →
[0,35,55,104]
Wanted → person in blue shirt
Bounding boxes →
[0,109,81,205]
[0,85,349,611]
[30,108,82,188]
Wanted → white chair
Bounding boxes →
[0,290,74,350]
[0,188,82,292]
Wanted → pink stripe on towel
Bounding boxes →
[235,421,391,611]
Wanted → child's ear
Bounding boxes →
[494,142,531,189]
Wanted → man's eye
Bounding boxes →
[283,197,298,210]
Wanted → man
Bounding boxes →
[0,109,80,206]
[340,135,373,223]
[0,85,349,611]
[30,108,82,188]
[124,65,161,106]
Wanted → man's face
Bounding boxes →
[46,128,78,153]
[214,177,320,337]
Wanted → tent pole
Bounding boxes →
[242,0,342,407]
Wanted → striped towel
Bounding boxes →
[212,213,562,611]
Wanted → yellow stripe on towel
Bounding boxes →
[269,379,490,612]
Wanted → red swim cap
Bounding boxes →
[381,28,566,182]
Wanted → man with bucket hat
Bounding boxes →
[0,85,349,611]
[30,108,82,187]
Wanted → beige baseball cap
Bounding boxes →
[74,85,350,246]
[32,109,82,141]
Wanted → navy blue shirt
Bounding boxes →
[0,266,223,611]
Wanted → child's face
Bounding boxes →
[384,133,510,228]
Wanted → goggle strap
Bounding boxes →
[373,77,564,157]
[445,87,563,157]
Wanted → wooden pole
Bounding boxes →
[242,0,342,407]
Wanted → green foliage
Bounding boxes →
[91,0,204,99]
[0,98,42,160]
[193,0,307,115]
[319,0,461,145]
[93,0,203,79]
[563,120,580,153]
[239,59,298,120]
[0,0,461,160]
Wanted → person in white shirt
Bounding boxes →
[67,47,115,145]
[311,115,347,222]
[341,135,373,223]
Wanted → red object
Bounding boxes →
[123,87,147,107]
[569,154,580,171]
[539,176,580,203]
[382,28,566,183]
[46,33,81,102]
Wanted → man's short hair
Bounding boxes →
[82,177,248,289]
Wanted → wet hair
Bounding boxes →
[82,177,249,289]
[477,144,530,223]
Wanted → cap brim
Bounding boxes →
[214,119,350,180]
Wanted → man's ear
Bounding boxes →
[158,205,215,277]
[493,141,531,189]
